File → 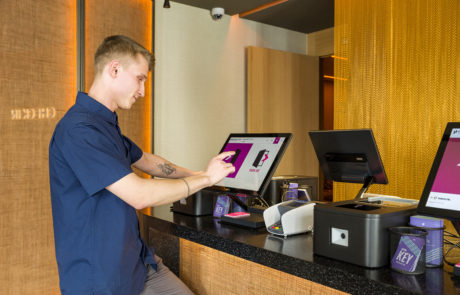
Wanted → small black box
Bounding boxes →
[172,190,214,216]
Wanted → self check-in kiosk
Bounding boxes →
[309,129,417,268]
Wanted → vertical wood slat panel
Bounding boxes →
[0,1,77,294]
[85,0,153,155]
[247,46,319,177]
[334,0,460,201]
[180,239,348,295]
[0,1,153,293]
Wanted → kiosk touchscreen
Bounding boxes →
[417,122,460,236]
[309,129,387,199]
[212,133,292,229]
[212,133,292,198]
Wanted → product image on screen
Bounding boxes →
[214,133,291,197]
[425,128,460,211]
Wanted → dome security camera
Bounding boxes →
[211,7,225,20]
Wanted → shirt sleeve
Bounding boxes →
[122,134,143,164]
[61,124,135,196]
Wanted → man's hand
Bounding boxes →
[203,151,236,185]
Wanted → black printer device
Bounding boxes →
[314,197,417,268]
[309,129,416,268]
[171,190,214,216]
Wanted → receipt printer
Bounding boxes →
[263,200,317,237]
[313,195,417,268]
[172,190,214,216]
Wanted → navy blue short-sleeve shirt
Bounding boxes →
[49,92,155,295]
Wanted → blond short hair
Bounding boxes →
[94,35,154,75]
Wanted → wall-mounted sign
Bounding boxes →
[11,107,56,120]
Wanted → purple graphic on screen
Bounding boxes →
[431,138,460,194]
[222,143,253,178]
[273,137,280,144]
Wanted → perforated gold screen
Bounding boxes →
[334,0,460,201]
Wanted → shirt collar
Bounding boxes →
[76,92,118,125]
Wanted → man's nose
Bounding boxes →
[138,82,145,97]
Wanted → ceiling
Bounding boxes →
[168,0,334,34]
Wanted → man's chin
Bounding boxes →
[119,104,133,110]
[118,98,137,110]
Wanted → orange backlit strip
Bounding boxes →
[331,55,348,61]
[323,75,348,81]
[238,0,289,18]
[144,0,153,155]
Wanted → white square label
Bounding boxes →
[331,227,349,247]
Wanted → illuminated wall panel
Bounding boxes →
[0,1,77,293]
[334,0,460,200]
[85,0,153,154]
[0,0,153,293]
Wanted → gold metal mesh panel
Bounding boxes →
[334,0,460,201]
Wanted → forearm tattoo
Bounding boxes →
[158,162,176,176]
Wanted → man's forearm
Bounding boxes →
[156,161,199,178]
[143,174,211,207]
[113,151,235,209]
[133,152,199,178]
[106,172,212,209]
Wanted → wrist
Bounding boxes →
[191,170,204,176]
[200,172,213,187]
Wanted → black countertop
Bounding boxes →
[141,205,460,295]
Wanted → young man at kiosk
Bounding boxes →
[49,35,235,294]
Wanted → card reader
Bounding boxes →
[263,200,317,237]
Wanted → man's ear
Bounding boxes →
[108,60,121,78]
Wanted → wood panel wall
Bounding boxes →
[179,239,348,295]
[0,1,152,293]
[0,1,77,294]
[334,0,460,201]
[85,0,153,154]
[247,46,319,177]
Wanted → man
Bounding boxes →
[49,35,235,294]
